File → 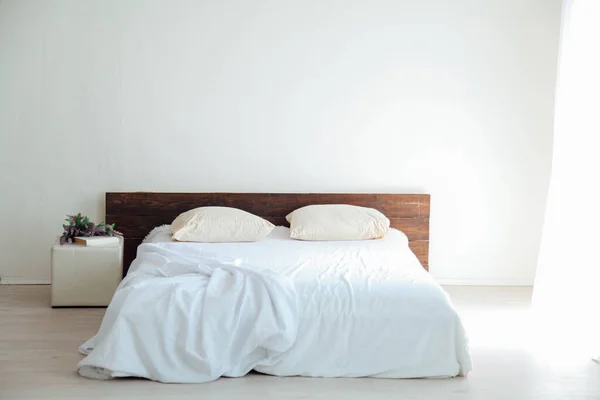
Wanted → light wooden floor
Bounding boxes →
[1,285,599,399]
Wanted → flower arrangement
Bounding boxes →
[60,213,122,245]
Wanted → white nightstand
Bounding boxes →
[51,239,123,307]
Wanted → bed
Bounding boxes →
[76,193,471,382]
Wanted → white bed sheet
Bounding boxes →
[78,226,471,382]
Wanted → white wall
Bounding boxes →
[0,0,561,285]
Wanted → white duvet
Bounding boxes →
[78,227,471,382]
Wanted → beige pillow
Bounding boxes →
[286,204,390,241]
[171,207,275,242]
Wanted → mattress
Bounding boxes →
[78,226,471,382]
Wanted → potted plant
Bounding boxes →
[60,213,122,245]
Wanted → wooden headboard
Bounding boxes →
[106,192,430,276]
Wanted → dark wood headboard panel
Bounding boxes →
[106,193,430,276]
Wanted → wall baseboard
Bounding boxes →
[0,277,51,285]
[436,278,533,286]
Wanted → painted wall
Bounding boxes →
[0,0,561,284]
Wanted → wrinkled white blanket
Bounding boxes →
[78,247,298,383]
[78,228,471,382]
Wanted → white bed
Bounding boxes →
[77,226,471,382]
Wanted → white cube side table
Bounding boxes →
[51,239,123,307]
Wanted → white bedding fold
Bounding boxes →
[77,249,298,383]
